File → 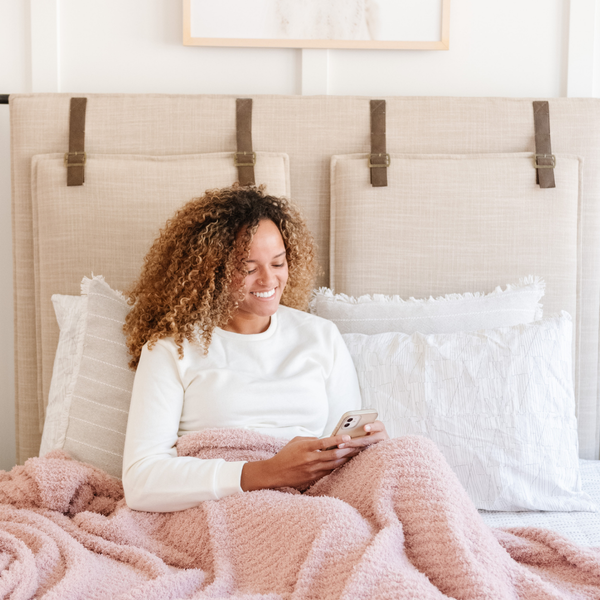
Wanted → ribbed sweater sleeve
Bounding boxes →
[122,340,246,512]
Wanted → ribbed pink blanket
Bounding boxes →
[2,431,600,599]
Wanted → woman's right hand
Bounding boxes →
[240,435,357,492]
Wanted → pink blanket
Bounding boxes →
[1,431,600,599]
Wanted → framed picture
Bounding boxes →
[183,0,450,50]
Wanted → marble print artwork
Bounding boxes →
[189,0,442,43]
[274,0,381,41]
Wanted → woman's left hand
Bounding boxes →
[335,420,389,454]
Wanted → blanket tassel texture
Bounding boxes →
[1,430,600,599]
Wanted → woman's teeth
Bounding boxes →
[252,289,275,298]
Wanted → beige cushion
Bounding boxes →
[32,151,290,432]
[55,277,131,478]
[330,151,587,446]
[41,277,132,478]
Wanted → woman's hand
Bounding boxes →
[240,434,358,492]
[336,420,389,451]
[240,421,390,492]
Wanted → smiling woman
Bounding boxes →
[121,185,388,512]
[223,219,289,335]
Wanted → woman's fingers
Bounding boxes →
[364,420,386,434]
[306,435,351,452]
[336,421,390,449]
[339,437,381,450]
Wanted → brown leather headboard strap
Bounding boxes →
[65,97,87,187]
[235,98,256,186]
[369,99,389,187]
[533,101,556,189]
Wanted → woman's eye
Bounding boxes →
[247,269,257,275]
[273,263,284,268]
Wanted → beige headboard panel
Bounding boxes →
[330,151,581,316]
[11,94,600,462]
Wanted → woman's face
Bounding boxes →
[230,219,289,332]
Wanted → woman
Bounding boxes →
[122,185,388,512]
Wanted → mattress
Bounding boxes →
[479,459,600,547]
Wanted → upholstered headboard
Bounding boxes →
[11,94,600,462]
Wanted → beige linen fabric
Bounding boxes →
[10,95,600,461]
[331,153,580,307]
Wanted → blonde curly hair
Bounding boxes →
[124,186,316,369]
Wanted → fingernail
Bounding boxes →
[365,425,371,432]
[338,443,345,448]
[343,436,351,442]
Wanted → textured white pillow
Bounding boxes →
[343,313,595,512]
[40,295,84,456]
[310,277,544,335]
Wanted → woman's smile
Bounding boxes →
[223,219,289,334]
[251,288,277,299]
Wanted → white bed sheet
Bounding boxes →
[479,460,600,547]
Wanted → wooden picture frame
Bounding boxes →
[183,0,450,50]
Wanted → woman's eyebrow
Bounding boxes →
[246,251,286,263]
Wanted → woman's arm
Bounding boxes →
[122,340,246,512]
[240,434,357,491]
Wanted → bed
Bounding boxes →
[4,93,600,598]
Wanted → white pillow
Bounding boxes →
[343,313,595,512]
[40,295,85,456]
[41,276,133,478]
[310,277,544,335]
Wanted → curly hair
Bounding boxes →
[124,185,317,369]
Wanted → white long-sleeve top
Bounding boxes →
[122,305,362,512]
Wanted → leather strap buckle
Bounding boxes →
[234,151,256,167]
[368,153,390,168]
[64,151,87,168]
[534,154,556,169]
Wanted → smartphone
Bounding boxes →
[325,409,378,450]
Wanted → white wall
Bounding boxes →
[1,0,599,470]
[0,1,30,472]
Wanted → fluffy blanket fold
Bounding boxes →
[1,430,600,599]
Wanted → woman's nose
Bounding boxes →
[258,268,276,286]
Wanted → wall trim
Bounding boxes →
[567,0,597,97]
[301,49,329,95]
[30,0,60,93]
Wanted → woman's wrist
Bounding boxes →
[240,459,278,492]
